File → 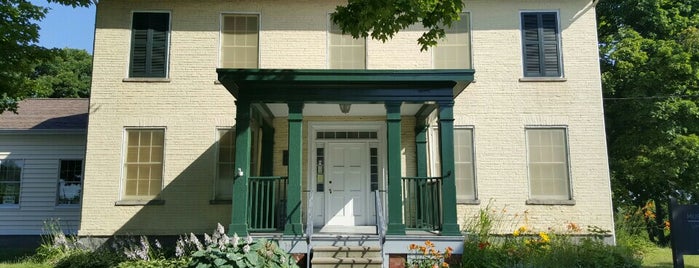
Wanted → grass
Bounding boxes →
[0,248,48,268]
[642,247,699,268]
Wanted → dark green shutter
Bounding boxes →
[130,12,169,78]
[521,12,560,77]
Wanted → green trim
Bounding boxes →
[415,126,428,178]
[385,102,406,235]
[261,124,274,176]
[217,69,474,103]
[284,102,304,236]
[230,101,251,236]
[438,102,461,236]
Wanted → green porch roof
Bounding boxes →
[216,69,475,103]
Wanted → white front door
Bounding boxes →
[325,142,368,226]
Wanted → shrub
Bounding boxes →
[54,250,122,268]
[185,223,298,268]
[406,240,453,268]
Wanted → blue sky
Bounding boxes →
[32,0,96,54]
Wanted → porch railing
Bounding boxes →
[402,176,443,231]
[248,176,288,232]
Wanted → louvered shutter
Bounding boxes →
[521,12,561,77]
[130,13,169,78]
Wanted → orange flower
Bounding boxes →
[419,246,427,254]
[409,243,418,250]
[442,262,450,268]
[425,240,435,247]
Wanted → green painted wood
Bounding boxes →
[438,101,461,236]
[230,101,251,236]
[385,102,406,235]
[415,126,428,178]
[261,124,274,176]
[285,102,304,236]
[217,69,474,102]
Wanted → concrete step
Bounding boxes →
[313,246,382,258]
[311,257,383,268]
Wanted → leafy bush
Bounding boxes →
[54,250,122,268]
[406,240,453,268]
[185,223,298,268]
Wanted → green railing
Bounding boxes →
[402,176,443,231]
[248,176,288,232]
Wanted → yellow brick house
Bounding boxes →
[81,0,613,266]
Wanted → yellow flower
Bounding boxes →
[539,232,550,243]
[513,229,520,237]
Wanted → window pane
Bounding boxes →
[123,129,164,199]
[57,160,83,205]
[215,128,236,199]
[221,14,259,68]
[454,128,476,200]
[527,128,570,199]
[0,160,22,205]
[435,13,471,69]
[329,18,366,69]
[521,12,561,77]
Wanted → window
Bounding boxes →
[434,13,471,69]
[129,12,170,78]
[329,19,366,69]
[57,160,82,205]
[0,160,23,206]
[215,128,235,200]
[221,14,259,68]
[526,128,571,200]
[428,127,477,201]
[123,129,164,200]
[521,12,561,77]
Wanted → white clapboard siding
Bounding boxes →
[0,132,86,235]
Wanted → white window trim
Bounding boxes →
[125,10,172,80]
[432,11,473,69]
[326,13,368,69]
[427,125,479,204]
[212,127,235,202]
[0,159,23,209]
[218,12,262,69]
[118,127,167,204]
[524,125,575,205]
[55,159,84,207]
[518,10,565,79]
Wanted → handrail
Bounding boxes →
[374,190,386,243]
[248,176,288,231]
[306,192,313,268]
[401,175,444,231]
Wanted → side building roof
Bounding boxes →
[0,98,89,131]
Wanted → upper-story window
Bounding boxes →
[221,14,259,68]
[329,18,366,69]
[129,12,170,78]
[434,13,471,69]
[521,12,562,77]
[0,159,23,206]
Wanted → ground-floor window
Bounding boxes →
[428,126,477,202]
[526,127,571,200]
[57,159,83,205]
[0,159,23,206]
[122,129,165,200]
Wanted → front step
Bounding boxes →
[311,246,382,268]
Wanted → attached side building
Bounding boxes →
[0,98,88,239]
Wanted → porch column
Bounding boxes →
[230,101,251,236]
[285,102,304,236]
[385,102,406,235]
[415,125,429,178]
[261,124,275,176]
[438,101,461,236]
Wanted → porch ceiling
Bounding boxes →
[265,103,423,117]
[216,69,475,104]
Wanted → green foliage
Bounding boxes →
[54,250,122,268]
[598,0,699,246]
[330,0,463,51]
[116,258,191,268]
[0,0,93,114]
[31,48,92,98]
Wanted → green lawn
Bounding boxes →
[643,247,699,268]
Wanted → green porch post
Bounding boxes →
[438,101,461,236]
[415,125,429,178]
[285,102,304,236]
[230,101,251,236]
[385,102,406,235]
[261,124,274,176]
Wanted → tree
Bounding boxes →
[31,48,92,98]
[331,0,463,51]
[598,0,699,245]
[0,0,92,114]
